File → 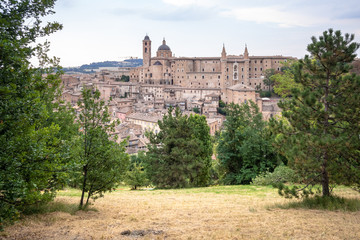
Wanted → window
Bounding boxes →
[145,48,147,53]
[241,67,244,72]
[145,42,147,46]
[255,68,257,71]
[202,75,204,79]
[202,68,204,72]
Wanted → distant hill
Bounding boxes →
[63,59,143,73]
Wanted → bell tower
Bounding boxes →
[143,34,151,67]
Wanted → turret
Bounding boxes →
[221,43,227,59]
[143,34,151,67]
[244,44,249,59]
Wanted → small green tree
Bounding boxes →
[271,29,360,197]
[192,107,200,114]
[76,88,129,208]
[145,107,212,188]
[125,152,149,190]
[217,101,280,184]
[125,163,149,190]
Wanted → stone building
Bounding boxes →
[130,35,294,109]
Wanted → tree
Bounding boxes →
[263,68,276,92]
[271,60,303,98]
[271,29,360,197]
[192,107,200,114]
[0,0,73,225]
[125,151,149,190]
[145,107,212,188]
[75,88,129,208]
[217,101,280,184]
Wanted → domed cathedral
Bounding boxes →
[156,38,172,58]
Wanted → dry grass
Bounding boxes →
[1,186,360,240]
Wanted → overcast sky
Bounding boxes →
[40,0,360,67]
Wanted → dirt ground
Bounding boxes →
[1,186,360,240]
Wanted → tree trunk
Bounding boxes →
[79,165,88,208]
[322,152,330,197]
[322,73,330,197]
[86,190,91,206]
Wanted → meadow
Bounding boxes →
[1,186,360,239]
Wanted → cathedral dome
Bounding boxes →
[144,35,150,40]
[158,38,171,51]
[153,61,162,65]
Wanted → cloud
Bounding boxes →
[111,6,214,22]
[220,6,329,28]
[162,0,218,7]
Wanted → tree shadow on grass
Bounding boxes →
[269,195,360,212]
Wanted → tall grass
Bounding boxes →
[274,195,360,211]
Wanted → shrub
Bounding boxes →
[251,165,298,186]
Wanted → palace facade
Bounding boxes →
[130,35,293,107]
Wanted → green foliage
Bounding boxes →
[116,75,130,82]
[125,152,149,189]
[259,91,271,98]
[274,195,360,211]
[217,101,281,185]
[74,88,129,208]
[192,107,200,114]
[125,163,149,190]
[263,68,276,91]
[251,165,299,186]
[271,60,303,98]
[271,29,360,197]
[0,0,79,226]
[145,107,213,188]
[217,100,226,116]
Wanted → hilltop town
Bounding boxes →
[61,35,294,153]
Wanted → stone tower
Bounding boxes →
[143,34,151,67]
[220,44,227,92]
[243,44,250,85]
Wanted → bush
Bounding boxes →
[260,91,271,98]
[251,165,298,186]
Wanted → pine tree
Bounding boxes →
[145,107,212,188]
[272,29,360,197]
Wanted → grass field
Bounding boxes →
[1,185,360,239]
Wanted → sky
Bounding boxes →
[40,0,360,67]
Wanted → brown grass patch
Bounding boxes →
[1,186,360,239]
